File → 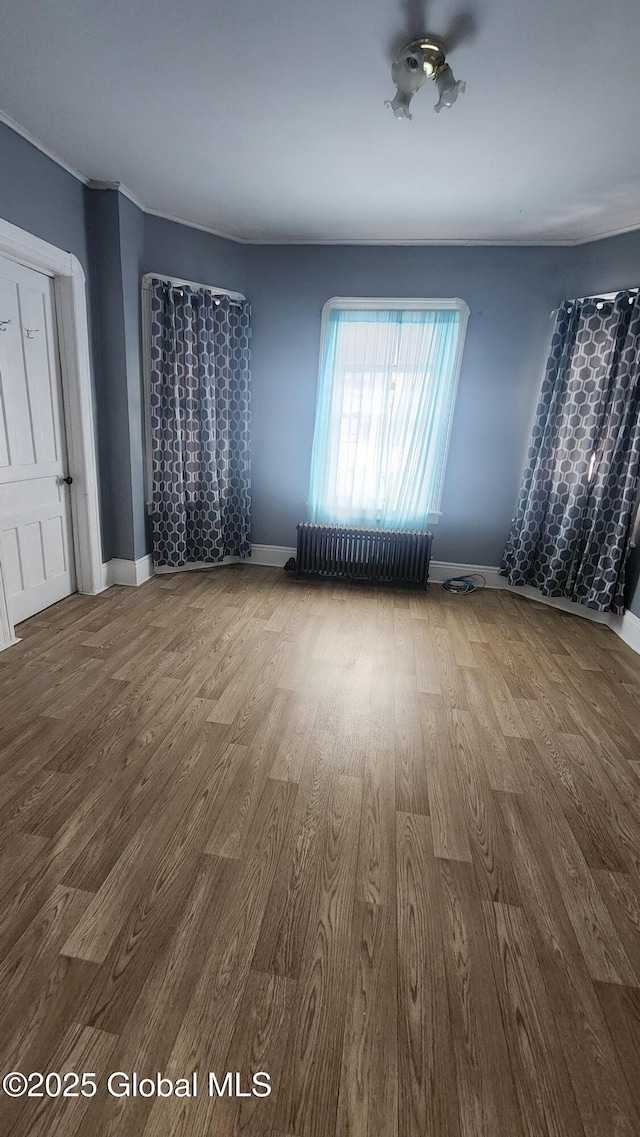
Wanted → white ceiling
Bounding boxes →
[1,0,639,244]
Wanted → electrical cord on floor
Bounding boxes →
[441,574,486,595]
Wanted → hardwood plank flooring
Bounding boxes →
[2,564,640,1136]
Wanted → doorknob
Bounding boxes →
[0,319,11,331]
[61,475,73,485]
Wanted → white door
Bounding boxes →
[0,255,75,623]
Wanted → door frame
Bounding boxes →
[0,216,103,649]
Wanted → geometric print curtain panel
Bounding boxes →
[147,279,251,568]
[502,291,640,613]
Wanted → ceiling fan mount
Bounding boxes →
[406,36,448,78]
[386,35,466,119]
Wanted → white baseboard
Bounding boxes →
[501,575,640,657]
[504,581,615,624]
[435,565,640,656]
[153,546,296,573]
[428,561,640,659]
[106,555,154,587]
[154,555,243,574]
[610,608,640,655]
[250,544,296,567]
[106,549,501,579]
[0,636,21,653]
[429,561,506,590]
[249,552,506,580]
[114,545,295,580]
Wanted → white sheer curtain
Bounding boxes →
[308,305,465,529]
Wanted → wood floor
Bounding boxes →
[1,565,640,1136]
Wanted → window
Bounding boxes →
[308,298,469,529]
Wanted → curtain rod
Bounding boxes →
[550,288,639,318]
[566,288,639,303]
[141,271,246,303]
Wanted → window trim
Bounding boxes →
[315,296,470,525]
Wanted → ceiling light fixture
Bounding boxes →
[386,36,466,120]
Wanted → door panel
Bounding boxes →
[21,283,60,465]
[1,525,22,597]
[0,255,75,623]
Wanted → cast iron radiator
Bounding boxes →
[295,523,432,587]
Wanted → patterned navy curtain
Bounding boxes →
[502,291,640,613]
[147,280,251,568]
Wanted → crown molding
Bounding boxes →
[143,205,250,244]
[2,109,640,249]
[0,108,90,185]
[571,219,640,246]
[235,235,577,247]
[88,179,147,213]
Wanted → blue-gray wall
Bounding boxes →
[248,244,570,565]
[0,123,113,548]
[0,126,247,563]
[85,188,126,560]
[1,118,639,613]
[119,194,147,560]
[0,121,89,269]
[86,189,147,562]
[143,214,247,296]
